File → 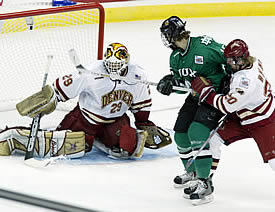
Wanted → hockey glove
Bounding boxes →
[157,74,186,96]
[218,74,231,94]
[135,121,172,149]
[16,85,57,118]
[191,76,215,103]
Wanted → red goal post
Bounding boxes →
[0,3,105,112]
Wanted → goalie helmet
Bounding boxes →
[103,43,130,78]
[160,16,187,49]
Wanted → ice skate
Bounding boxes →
[182,180,199,199]
[173,172,195,188]
[189,177,214,205]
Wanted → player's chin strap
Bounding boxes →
[68,49,191,93]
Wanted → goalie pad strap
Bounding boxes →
[16,85,57,118]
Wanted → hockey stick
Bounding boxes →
[68,49,191,93]
[185,115,227,170]
[24,55,54,168]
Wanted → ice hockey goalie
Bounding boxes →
[0,42,172,160]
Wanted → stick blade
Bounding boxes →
[24,158,51,168]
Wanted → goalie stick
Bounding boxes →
[24,55,54,168]
[185,115,227,170]
[68,49,191,93]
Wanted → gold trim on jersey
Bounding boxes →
[237,93,273,120]
[131,99,152,110]
[102,89,133,108]
[82,108,116,124]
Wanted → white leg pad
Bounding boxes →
[0,128,85,158]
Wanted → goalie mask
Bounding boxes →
[104,43,130,78]
[160,16,187,49]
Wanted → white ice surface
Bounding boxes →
[0,16,275,212]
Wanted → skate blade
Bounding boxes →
[174,184,185,189]
[191,194,214,206]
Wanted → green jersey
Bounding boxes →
[170,35,227,91]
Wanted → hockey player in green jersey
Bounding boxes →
[157,16,229,205]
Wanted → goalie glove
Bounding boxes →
[135,121,172,149]
[191,76,215,103]
[16,85,57,118]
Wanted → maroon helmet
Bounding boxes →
[224,39,250,59]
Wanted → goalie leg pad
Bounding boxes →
[132,130,147,158]
[50,131,86,158]
[0,135,14,156]
[0,127,85,158]
[0,128,28,156]
[16,85,57,118]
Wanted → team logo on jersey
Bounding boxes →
[102,89,133,108]
[178,68,197,78]
[195,56,204,64]
[239,77,250,89]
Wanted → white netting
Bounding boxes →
[0,0,53,11]
[0,4,104,112]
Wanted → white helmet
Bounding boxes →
[103,43,130,78]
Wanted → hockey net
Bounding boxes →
[0,3,105,112]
